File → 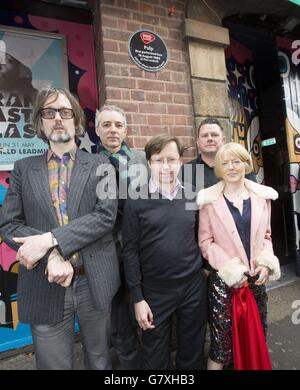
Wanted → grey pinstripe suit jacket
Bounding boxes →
[0,149,120,324]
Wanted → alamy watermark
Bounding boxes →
[0,40,6,65]
[95,163,205,210]
[291,300,300,325]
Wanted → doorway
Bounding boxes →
[224,19,297,265]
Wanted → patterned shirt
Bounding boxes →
[47,147,81,267]
[47,147,77,226]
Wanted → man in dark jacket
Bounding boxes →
[184,117,256,191]
[0,88,120,370]
[95,105,147,369]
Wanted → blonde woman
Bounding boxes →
[197,142,280,370]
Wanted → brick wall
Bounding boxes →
[96,0,197,159]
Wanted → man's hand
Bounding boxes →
[134,300,155,331]
[13,233,54,269]
[45,250,74,288]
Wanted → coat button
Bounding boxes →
[90,254,94,258]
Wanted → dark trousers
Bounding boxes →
[111,282,141,369]
[141,271,207,370]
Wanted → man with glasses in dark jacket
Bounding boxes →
[0,88,119,370]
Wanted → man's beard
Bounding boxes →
[48,131,72,143]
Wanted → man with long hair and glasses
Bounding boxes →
[0,87,120,370]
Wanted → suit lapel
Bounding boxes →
[28,153,59,226]
[212,196,249,263]
[67,149,91,220]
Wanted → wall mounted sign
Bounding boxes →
[288,0,300,6]
[128,30,168,72]
[261,137,276,147]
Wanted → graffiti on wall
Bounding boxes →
[225,39,264,184]
[277,36,300,251]
[0,11,98,351]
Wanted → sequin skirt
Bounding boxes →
[208,271,268,366]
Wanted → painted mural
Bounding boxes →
[0,11,98,352]
[277,36,300,258]
[225,39,264,184]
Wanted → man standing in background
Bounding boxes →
[95,104,146,369]
[184,116,256,190]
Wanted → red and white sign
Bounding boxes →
[140,32,156,45]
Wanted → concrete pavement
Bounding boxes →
[266,264,300,370]
[0,264,299,370]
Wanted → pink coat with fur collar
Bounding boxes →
[197,179,280,280]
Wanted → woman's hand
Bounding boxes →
[254,265,269,285]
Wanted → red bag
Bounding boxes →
[232,283,272,370]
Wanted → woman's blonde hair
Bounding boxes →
[214,142,253,178]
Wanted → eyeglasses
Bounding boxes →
[150,157,180,166]
[221,160,243,168]
[40,108,74,119]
